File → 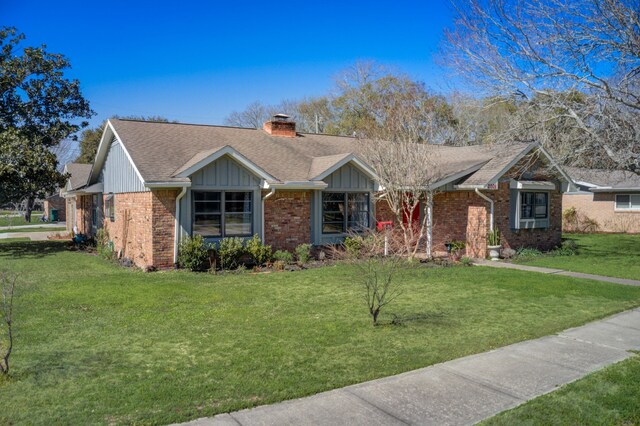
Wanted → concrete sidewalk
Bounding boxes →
[474,259,640,287]
[0,222,63,231]
[178,308,640,426]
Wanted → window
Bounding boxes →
[520,192,548,219]
[92,194,98,227]
[105,194,115,222]
[615,194,640,210]
[322,192,370,234]
[193,191,252,238]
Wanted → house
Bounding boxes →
[61,162,101,234]
[62,116,574,270]
[563,167,640,233]
[43,194,66,223]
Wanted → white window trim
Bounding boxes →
[614,194,640,211]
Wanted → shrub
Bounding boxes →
[218,237,245,270]
[178,235,211,271]
[553,239,578,256]
[460,256,473,266]
[96,228,114,260]
[245,234,272,266]
[343,236,365,258]
[295,243,312,264]
[273,250,294,264]
[515,247,543,261]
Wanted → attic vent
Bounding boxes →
[263,114,296,138]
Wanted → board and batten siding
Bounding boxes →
[178,155,262,243]
[312,163,376,245]
[102,137,147,193]
[323,163,376,190]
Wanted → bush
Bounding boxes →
[515,247,543,261]
[245,234,272,266]
[343,236,365,258]
[460,256,473,266]
[96,228,114,260]
[553,239,578,256]
[295,243,312,264]
[178,235,211,271]
[218,237,245,270]
[273,249,294,264]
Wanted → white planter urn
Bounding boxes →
[487,245,501,261]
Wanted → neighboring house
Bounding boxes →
[564,167,640,233]
[43,194,66,222]
[61,162,101,234]
[61,116,574,270]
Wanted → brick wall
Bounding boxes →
[264,190,311,251]
[563,193,640,233]
[102,190,178,270]
[494,180,562,251]
[103,192,154,268]
[151,190,178,269]
[432,191,488,257]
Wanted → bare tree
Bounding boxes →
[0,272,16,375]
[355,81,447,257]
[443,0,640,174]
[224,101,271,128]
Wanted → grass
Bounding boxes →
[0,213,44,227]
[0,226,66,234]
[0,240,639,425]
[483,353,640,425]
[514,233,640,280]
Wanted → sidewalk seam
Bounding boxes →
[341,388,411,425]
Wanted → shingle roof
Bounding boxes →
[565,167,640,190]
[64,163,92,190]
[107,119,536,187]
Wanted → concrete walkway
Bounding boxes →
[474,259,640,287]
[178,308,640,426]
[0,222,63,231]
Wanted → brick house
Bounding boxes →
[563,167,640,233]
[43,195,66,223]
[61,117,574,269]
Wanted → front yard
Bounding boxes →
[1,240,639,424]
[514,233,640,280]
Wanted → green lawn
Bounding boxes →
[1,240,639,425]
[0,213,44,227]
[0,226,66,234]
[515,233,640,280]
[483,353,640,425]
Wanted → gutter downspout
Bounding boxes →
[261,188,276,242]
[173,186,188,267]
[475,188,494,231]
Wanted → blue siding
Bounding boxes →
[191,156,260,189]
[324,164,375,190]
[103,137,147,193]
[178,155,262,243]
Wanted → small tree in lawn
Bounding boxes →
[0,272,17,375]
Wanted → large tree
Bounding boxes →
[0,27,94,220]
[443,0,640,173]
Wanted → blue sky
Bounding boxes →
[4,0,455,128]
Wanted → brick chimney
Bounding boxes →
[263,113,296,137]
